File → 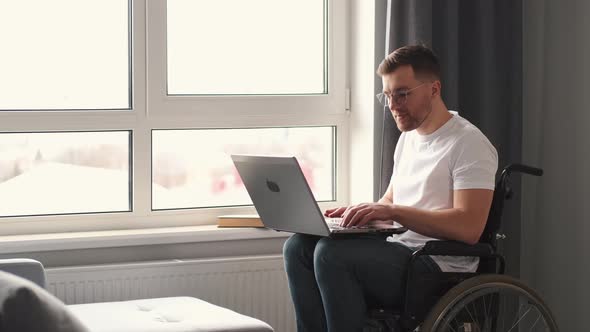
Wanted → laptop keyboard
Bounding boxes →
[324,217,344,229]
[324,217,366,230]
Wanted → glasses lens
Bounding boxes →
[377,93,388,106]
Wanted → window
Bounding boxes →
[147,0,345,117]
[0,0,348,233]
[0,0,130,110]
[0,132,131,217]
[166,0,326,95]
[152,126,335,210]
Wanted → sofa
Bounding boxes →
[0,258,274,332]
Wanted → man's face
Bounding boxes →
[381,65,434,132]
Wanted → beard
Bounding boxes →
[393,111,419,132]
[392,100,433,132]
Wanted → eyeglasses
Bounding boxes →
[376,82,426,107]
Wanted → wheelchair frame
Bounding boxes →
[369,163,551,332]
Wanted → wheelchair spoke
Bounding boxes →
[528,312,542,331]
[506,300,526,331]
[464,302,478,327]
[500,292,506,331]
[438,316,458,332]
[507,306,532,332]
[471,302,482,330]
[482,296,492,319]
[452,317,460,331]
[480,294,493,331]
[485,293,498,332]
[482,300,493,332]
[428,284,556,332]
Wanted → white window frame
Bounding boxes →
[0,0,350,236]
[146,0,347,118]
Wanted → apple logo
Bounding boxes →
[266,179,280,192]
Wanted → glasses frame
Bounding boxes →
[376,82,427,107]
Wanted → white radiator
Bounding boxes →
[46,255,296,332]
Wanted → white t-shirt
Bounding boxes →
[386,111,498,272]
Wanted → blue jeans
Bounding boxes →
[283,233,440,332]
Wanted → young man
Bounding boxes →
[282,45,498,332]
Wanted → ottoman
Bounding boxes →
[68,296,274,332]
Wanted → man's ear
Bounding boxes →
[431,80,441,98]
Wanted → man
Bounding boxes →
[282,45,498,332]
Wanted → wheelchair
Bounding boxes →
[366,164,559,332]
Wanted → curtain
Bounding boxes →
[522,0,589,329]
[378,0,523,276]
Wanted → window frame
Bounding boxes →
[0,0,350,236]
[146,0,346,118]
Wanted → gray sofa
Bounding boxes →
[0,259,274,332]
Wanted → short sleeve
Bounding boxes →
[451,133,498,190]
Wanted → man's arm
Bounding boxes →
[389,189,493,245]
[341,189,493,245]
[377,180,393,204]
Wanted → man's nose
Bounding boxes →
[388,99,401,110]
[390,104,401,112]
[388,102,396,111]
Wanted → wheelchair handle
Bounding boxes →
[504,163,543,177]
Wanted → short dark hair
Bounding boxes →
[377,44,441,80]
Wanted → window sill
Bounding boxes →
[0,226,291,254]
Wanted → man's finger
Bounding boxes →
[343,208,370,227]
[328,207,346,217]
[341,204,362,220]
[356,212,376,227]
[326,206,346,217]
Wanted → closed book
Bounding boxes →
[217,214,264,228]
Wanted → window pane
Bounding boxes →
[167,0,326,95]
[0,132,131,217]
[152,127,334,210]
[0,0,130,110]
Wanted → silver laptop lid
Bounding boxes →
[231,155,330,237]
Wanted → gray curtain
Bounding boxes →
[522,1,589,329]
[378,0,523,276]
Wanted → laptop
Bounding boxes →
[231,155,406,237]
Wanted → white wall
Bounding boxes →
[348,0,389,204]
[349,0,376,204]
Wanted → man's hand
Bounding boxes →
[324,203,396,227]
[324,206,348,218]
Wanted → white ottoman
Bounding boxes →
[68,296,274,332]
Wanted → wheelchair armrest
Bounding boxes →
[416,240,495,258]
[379,226,408,235]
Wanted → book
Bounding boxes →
[217,214,265,228]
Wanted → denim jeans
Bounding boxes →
[282,233,440,332]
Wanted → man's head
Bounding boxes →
[377,45,443,132]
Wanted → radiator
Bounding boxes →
[46,255,296,332]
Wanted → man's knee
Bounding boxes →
[283,233,318,263]
[313,238,346,268]
[313,238,356,288]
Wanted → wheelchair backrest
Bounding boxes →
[478,164,543,247]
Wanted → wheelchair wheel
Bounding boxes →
[421,274,558,332]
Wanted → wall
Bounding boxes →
[349,0,376,204]
[523,0,590,330]
[373,0,388,200]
